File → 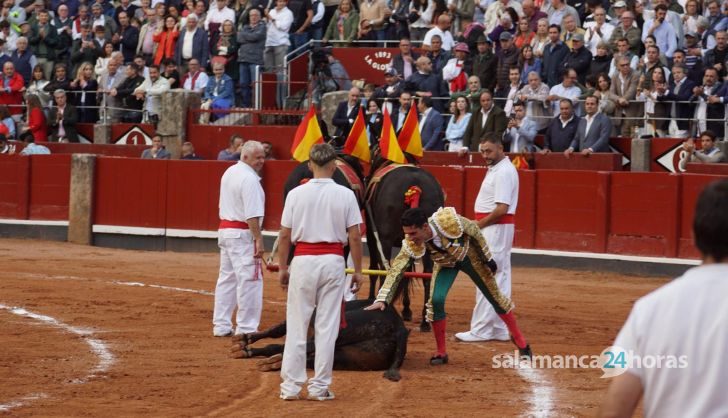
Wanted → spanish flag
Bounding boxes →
[290,105,324,162]
[397,105,423,158]
[343,107,370,162]
[379,108,406,164]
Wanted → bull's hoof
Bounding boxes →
[257,353,283,372]
[401,309,413,322]
[383,369,401,382]
[419,321,431,333]
[230,347,252,359]
[231,333,251,347]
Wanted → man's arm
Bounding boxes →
[364,247,413,310]
[347,224,363,293]
[247,216,264,257]
[598,372,643,418]
[277,227,291,288]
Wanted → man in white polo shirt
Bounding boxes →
[278,143,363,401]
[456,134,519,342]
[213,140,266,337]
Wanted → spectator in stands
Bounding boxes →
[203,61,235,119]
[484,0,523,34]
[181,141,203,159]
[112,11,139,64]
[609,10,640,56]
[387,0,411,41]
[489,11,517,52]
[332,86,360,138]
[71,23,101,76]
[417,96,445,150]
[496,66,523,115]
[612,54,641,136]
[518,70,551,130]
[692,67,726,138]
[608,39,638,79]
[141,134,171,159]
[584,7,613,55]
[522,0,547,32]
[561,14,585,50]
[541,24,568,87]
[518,45,540,85]
[206,0,236,33]
[445,95,471,151]
[262,141,275,160]
[48,89,78,142]
[472,35,497,92]
[677,37,706,85]
[462,75,484,111]
[637,66,670,136]
[426,35,450,77]
[704,30,728,79]
[657,64,695,134]
[423,14,455,52]
[588,42,612,81]
[591,73,618,134]
[135,64,170,125]
[0,21,18,53]
[365,98,383,147]
[174,14,209,71]
[287,0,313,51]
[69,62,98,123]
[373,67,404,115]
[495,31,518,91]
[18,132,50,154]
[43,63,71,94]
[390,90,412,132]
[161,59,180,88]
[26,64,49,107]
[93,25,110,48]
[0,62,24,117]
[323,0,358,47]
[542,98,579,153]
[564,33,592,85]
[442,42,469,95]
[98,59,126,123]
[20,94,47,142]
[217,134,243,160]
[0,105,14,137]
[116,0,139,26]
[460,90,507,153]
[152,15,179,67]
[530,18,549,58]
[547,68,580,116]
[641,5,677,61]
[544,0,579,27]
[237,8,265,108]
[565,95,611,156]
[388,37,419,80]
[211,19,238,80]
[653,0,685,49]
[514,17,535,50]
[0,39,11,67]
[408,0,436,42]
[405,56,448,112]
[264,0,292,108]
[503,101,537,153]
[10,37,36,86]
[117,63,146,123]
[181,58,208,92]
[29,9,58,78]
[678,130,726,170]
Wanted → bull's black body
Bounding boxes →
[235,300,409,381]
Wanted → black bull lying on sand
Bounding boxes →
[230,300,410,381]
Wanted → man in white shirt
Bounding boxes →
[547,67,581,116]
[423,14,455,51]
[455,135,519,343]
[181,58,209,92]
[213,141,267,337]
[278,143,363,401]
[134,64,170,125]
[584,7,614,55]
[205,0,236,32]
[599,179,728,418]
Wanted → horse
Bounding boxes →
[365,153,445,332]
[230,300,409,381]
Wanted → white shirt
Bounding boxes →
[584,113,596,139]
[559,115,574,129]
[183,70,209,92]
[135,76,170,115]
[265,7,294,47]
[205,5,236,30]
[419,108,430,132]
[583,21,614,55]
[549,84,581,116]
[614,264,728,418]
[218,161,265,223]
[281,178,362,244]
[474,156,518,215]
[422,26,455,51]
[182,29,196,59]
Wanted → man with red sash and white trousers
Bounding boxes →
[456,134,519,343]
[278,143,363,401]
[213,141,266,337]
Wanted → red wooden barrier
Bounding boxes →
[422,165,465,213]
[28,154,71,220]
[261,160,300,230]
[0,154,30,219]
[678,174,724,259]
[685,163,728,175]
[516,170,536,249]
[186,125,297,162]
[535,170,610,252]
[165,160,233,231]
[94,157,169,228]
[8,141,149,158]
[463,167,487,221]
[608,172,680,257]
[533,153,623,171]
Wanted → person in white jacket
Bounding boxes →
[133,64,170,124]
[442,42,470,94]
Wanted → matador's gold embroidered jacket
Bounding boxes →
[375,207,496,305]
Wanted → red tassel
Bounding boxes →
[339,299,347,329]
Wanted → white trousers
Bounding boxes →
[468,223,514,339]
[280,254,346,397]
[213,229,263,335]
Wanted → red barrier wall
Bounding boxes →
[165,160,233,231]
[516,170,537,249]
[261,160,300,230]
[186,125,297,162]
[422,165,465,213]
[28,155,71,220]
[0,155,30,219]
[678,174,725,259]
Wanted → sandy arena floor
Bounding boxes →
[0,238,668,417]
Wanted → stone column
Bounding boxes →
[630,138,651,172]
[67,154,96,245]
[93,123,112,144]
[157,89,202,159]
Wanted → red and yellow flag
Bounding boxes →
[397,105,423,158]
[379,108,406,164]
[290,105,324,162]
[343,107,370,162]
[511,154,530,170]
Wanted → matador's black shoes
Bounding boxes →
[430,354,449,365]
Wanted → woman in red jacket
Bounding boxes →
[21,94,48,142]
[153,16,180,67]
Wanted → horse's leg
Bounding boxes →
[366,226,379,300]
[419,254,433,332]
[384,326,410,382]
[231,343,284,359]
[232,321,287,348]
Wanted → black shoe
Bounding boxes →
[519,344,533,360]
[430,354,449,365]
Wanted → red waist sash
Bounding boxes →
[474,213,515,225]
[294,242,344,256]
[219,220,250,229]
